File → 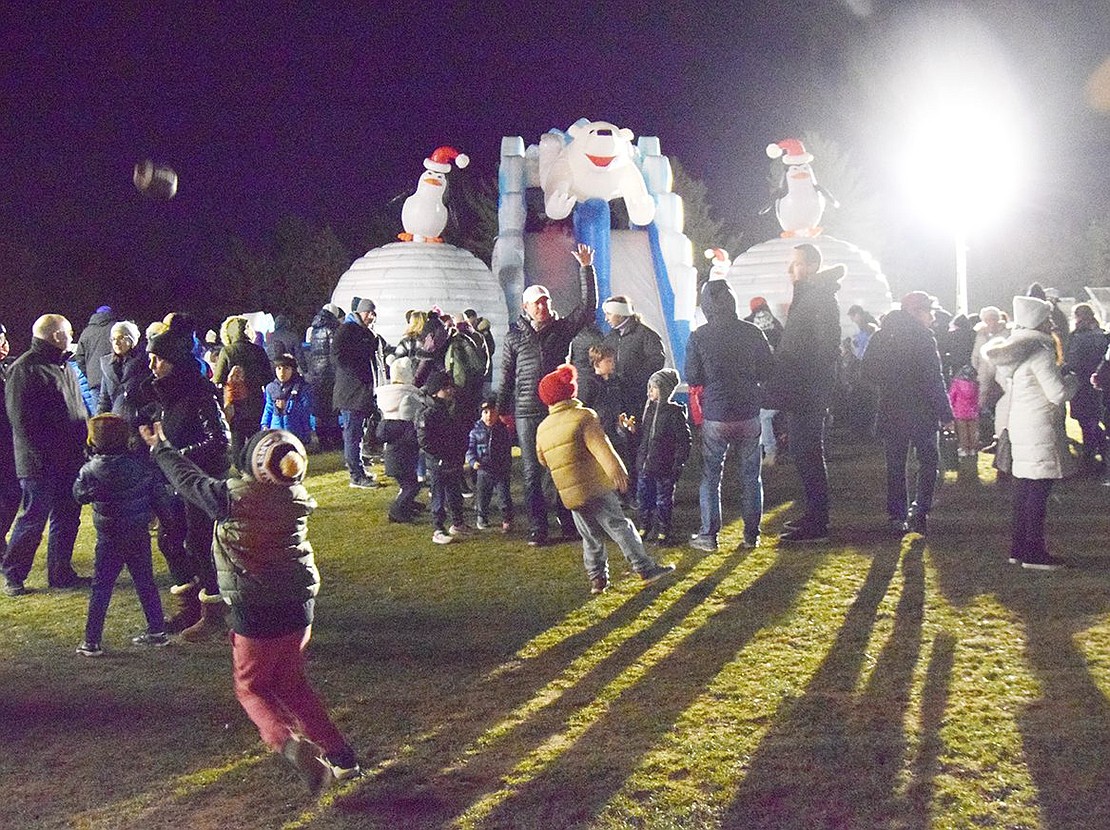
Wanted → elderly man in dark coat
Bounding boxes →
[2,314,91,595]
[861,291,955,536]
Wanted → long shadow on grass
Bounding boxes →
[333,548,821,825]
[467,547,830,829]
[929,526,1110,829]
[332,548,771,826]
[717,540,924,829]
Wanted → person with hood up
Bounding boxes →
[140,424,361,791]
[984,296,1077,570]
[214,315,273,463]
[685,280,774,552]
[73,305,120,399]
[535,364,674,595]
[267,314,307,371]
[764,243,844,542]
[375,356,422,523]
[306,304,343,450]
[861,291,954,536]
[632,369,691,544]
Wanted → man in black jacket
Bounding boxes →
[2,314,90,595]
[766,244,844,543]
[332,299,388,488]
[498,243,598,546]
[861,291,954,536]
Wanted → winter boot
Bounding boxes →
[164,589,202,634]
[180,593,227,642]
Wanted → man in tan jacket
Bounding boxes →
[535,364,673,595]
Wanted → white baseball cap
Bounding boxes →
[522,285,551,303]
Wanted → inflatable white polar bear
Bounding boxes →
[538,119,656,226]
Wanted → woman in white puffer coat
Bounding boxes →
[984,296,1077,570]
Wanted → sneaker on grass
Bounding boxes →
[432,529,454,545]
[448,524,472,537]
[590,575,608,595]
[689,534,718,553]
[319,746,362,782]
[475,517,490,530]
[1022,558,1063,571]
[638,563,676,584]
[132,631,170,647]
[76,641,104,657]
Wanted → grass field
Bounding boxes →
[1,434,1109,830]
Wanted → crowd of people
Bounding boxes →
[3,241,1109,790]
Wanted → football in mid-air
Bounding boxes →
[133,159,178,200]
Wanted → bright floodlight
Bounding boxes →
[900,89,1027,234]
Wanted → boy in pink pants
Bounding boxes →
[141,424,360,794]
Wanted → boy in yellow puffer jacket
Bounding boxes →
[535,364,674,595]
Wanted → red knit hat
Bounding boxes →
[538,364,578,407]
[750,296,768,313]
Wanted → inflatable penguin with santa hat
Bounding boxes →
[399,146,469,243]
[759,138,838,238]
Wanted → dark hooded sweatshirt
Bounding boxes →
[684,280,773,422]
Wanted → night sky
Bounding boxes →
[2,1,1108,340]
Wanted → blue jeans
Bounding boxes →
[426,457,464,531]
[1,474,82,586]
[341,409,371,480]
[787,409,830,529]
[476,469,513,523]
[698,418,763,543]
[516,415,572,536]
[572,490,657,580]
[84,524,165,644]
[759,409,778,456]
[883,421,940,520]
[637,474,676,533]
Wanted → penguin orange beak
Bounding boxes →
[422,176,444,187]
[789,171,812,180]
[586,154,615,167]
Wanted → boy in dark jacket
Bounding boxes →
[140,424,361,792]
[634,369,692,543]
[418,370,471,544]
[466,400,514,531]
[74,414,168,657]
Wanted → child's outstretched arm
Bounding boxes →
[140,423,232,521]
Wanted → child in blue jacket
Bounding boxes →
[261,353,313,444]
[74,414,168,656]
[466,399,514,531]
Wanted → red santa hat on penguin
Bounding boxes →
[704,248,731,281]
[424,146,470,174]
[766,138,813,165]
